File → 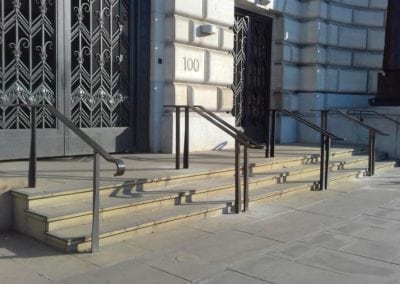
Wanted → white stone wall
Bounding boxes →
[158,0,236,153]
[270,0,388,143]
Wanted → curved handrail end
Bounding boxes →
[113,159,126,176]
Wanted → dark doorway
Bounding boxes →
[233,9,272,143]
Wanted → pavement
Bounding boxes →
[2,167,400,283]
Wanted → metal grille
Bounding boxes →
[70,0,130,128]
[245,19,270,128]
[0,0,56,129]
[232,15,248,127]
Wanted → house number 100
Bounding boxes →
[183,57,200,72]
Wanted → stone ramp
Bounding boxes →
[5,144,398,252]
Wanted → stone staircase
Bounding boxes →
[11,145,397,252]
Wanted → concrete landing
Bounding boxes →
[2,167,400,283]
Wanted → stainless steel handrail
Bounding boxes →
[347,109,400,125]
[4,104,125,253]
[164,105,263,213]
[313,109,388,177]
[269,109,344,190]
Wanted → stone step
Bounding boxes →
[23,153,384,233]
[12,146,368,211]
[43,159,396,252]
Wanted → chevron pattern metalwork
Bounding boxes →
[232,15,249,127]
[0,0,56,129]
[70,0,130,128]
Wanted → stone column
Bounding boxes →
[370,0,400,105]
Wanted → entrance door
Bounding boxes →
[233,9,272,143]
[0,0,147,160]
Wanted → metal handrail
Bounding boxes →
[4,104,125,253]
[164,105,263,213]
[347,109,400,125]
[314,109,388,177]
[269,109,344,190]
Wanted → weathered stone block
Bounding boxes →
[284,0,302,17]
[301,46,325,64]
[165,16,190,43]
[217,87,234,111]
[206,50,234,85]
[164,83,188,105]
[205,0,235,27]
[327,24,339,45]
[302,0,322,18]
[338,26,367,49]
[300,66,325,91]
[219,28,234,51]
[188,85,218,110]
[368,29,385,50]
[369,0,388,9]
[326,68,339,91]
[327,48,352,66]
[165,44,206,83]
[166,0,203,19]
[192,20,220,49]
[368,70,379,93]
[353,52,383,68]
[284,18,302,43]
[283,64,300,90]
[341,0,369,7]
[329,4,353,24]
[338,69,368,92]
[353,10,385,27]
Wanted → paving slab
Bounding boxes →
[2,166,400,283]
[296,247,400,283]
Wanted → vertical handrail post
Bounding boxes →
[320,134,326,190]
[175,107,181,169]
[270,110,276,158]
[234,140,241,213]
[325,137,331,190]
[321,110,329,190]
[183,107,189,169]
[28,106,37,188]
[243,145,249,211]
[368,130,376,176]
[91,151,100,253]
[265,110,270,158]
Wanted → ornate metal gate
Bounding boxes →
[0,0,146,159]
[233,10,272,142]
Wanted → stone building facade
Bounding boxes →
[151,0,387,153]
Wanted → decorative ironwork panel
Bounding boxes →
[232,15,248,127]
[71,0,130,128]
[0,0,56,129]
[244,18,270,128]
